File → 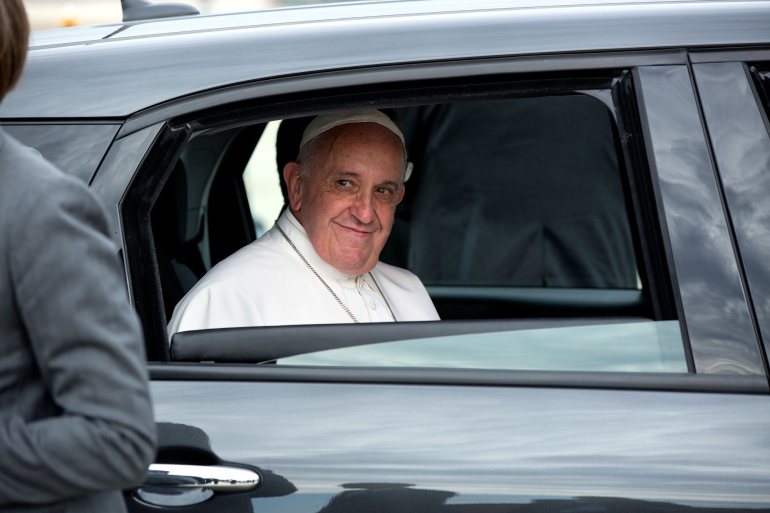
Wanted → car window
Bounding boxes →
[2,124,119,183]
[237,95,646,311]
[242,95,639,286]
[142,77,687,373]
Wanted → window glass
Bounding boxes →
[2,124,119,183]
[278,320,686,372]
[707,64,770,361]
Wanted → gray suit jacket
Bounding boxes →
[0,130,156,512]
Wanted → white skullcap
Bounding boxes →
[299,109,413,181]
[300,109,405,148]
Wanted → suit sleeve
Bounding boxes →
[0,176,156,505]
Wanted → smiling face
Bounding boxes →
[284,122,406,276]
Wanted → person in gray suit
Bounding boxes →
[0,1,156,511]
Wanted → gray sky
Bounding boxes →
[23,0,281,29]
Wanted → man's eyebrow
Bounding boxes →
[333,172,401,188]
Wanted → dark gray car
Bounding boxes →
[3,0,770,511]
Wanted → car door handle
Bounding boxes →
[144,463,261,492]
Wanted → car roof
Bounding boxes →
[24,0,747,48]
[2,0,770,119]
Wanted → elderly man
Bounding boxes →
[168,110,439,334]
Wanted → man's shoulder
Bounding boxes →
[168,230,291,333]
[0,131,110,254]
[0,131,71,188]
[0,131,89,215]
[193,230,288,286]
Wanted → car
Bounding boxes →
[3,0,770,511]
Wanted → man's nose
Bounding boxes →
[350,190,375,224]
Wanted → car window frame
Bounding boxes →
[113,52,766,389]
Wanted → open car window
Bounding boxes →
[241,96,639,289]
[144,73,686,373]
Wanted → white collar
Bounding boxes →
[276,210,359,282]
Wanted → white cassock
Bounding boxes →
[168,210,440,335]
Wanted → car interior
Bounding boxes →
[139,77,680,365]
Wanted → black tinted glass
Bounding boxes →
[710,64,770,361]
[3,124,119,183]
[390,95,637,289]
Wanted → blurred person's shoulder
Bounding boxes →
[0,129,103,232]
[0,128,71,188]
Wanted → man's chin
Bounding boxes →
[330,254,376,276]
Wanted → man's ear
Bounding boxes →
[283,161,303,212]
[395,184,406,206]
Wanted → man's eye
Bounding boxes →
[375,188,399,203]
[337,179,352,187]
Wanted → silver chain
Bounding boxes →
[276,224,397,323]
[369,273,397,322]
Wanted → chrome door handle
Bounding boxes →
[135,463,261,507]
[144,463,261,492]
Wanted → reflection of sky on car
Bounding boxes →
[637,67,763,374]
[278,320,686,372]
[151,380,770,509]
[694,63,770,357]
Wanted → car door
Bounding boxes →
[97,48,770,513]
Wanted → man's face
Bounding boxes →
[284,122,405,276]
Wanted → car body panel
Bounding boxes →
[145,378,770,511]
[3,1,770,119]
[29,23,122,47]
